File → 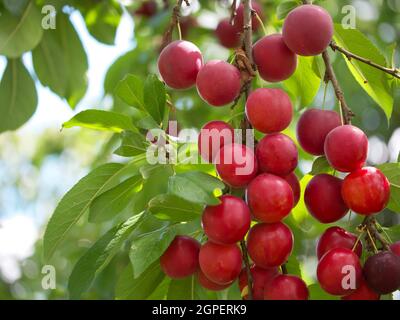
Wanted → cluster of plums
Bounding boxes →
[316,226,400,299]
[296,107,398,298]
[157,2,399,300]
[159,3,334,105]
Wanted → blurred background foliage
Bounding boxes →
[0,0,399,299]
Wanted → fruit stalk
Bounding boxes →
[230,0,238,24]
[161,0,189,49]
[363,216,391,251]
[321,51,355,125]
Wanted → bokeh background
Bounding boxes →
[0,0,399,299]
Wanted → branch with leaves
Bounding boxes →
[330,41,400,80]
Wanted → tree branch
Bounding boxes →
[321,51,355,124]
[299,1,355,125]
[161,0,189,50]
[230,0,237,24]
[330,41,400,79]
[240,240,253,300]
[238,0,254,300]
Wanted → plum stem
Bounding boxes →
[230,0,238,25]
[161,0,189,49]
[362,216,391,252]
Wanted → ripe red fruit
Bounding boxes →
[256,133,298,176]
[246,173,294,222]
[245,88,293,133]
[282,4,333,56]
[198,120,234,163]
[317,226,362,260]
[304,174,349,223]
[158,40,203,90]
[202,195,251,244]
[196,60,241,106]
[199,241,242,285]
[216,143,258,188]
[135,0,157,17]
[341,167,391,215]
[342,278,380,300]
[197,269,232,291]
[247,222,294,268]
[390,241,400,257]
[296,108,341,155]
[282,172,300,207]
[238,265,279,300]
[253,34,297,82]
[363,251,400,295]
[160,236,200,279]
[264,275,309,300]
[317,247,362,296]
[324,125,368,172]
[234,1,264,31]
[215,19,241,48]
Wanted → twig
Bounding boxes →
[230,0,237,24]
[160,0,189,50]
[321,51,355,124]
[298,0,354,124]
[240,240,253,300]
[330,41,400,79]
[281,264,288,274]
[363,216,391,251]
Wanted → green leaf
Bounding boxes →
[148,194,204,222]
[384,224,400,240]
[276,0,299,20]
[167,275,209,300]
[285,256,302,277]
[43,163,127,260]
[0,59,37,133]
[115,75,145,110]
[68,213,144,298]
[62,110,136,133]
[133,165,174,214]
[32,12,88,108]
[0,1,43,57]
[376,163,400,213]
[129,225,176,278]
[84,0,122,45]
[114,131,148,157]
[168,171,224,205]
[89,175,143,222]
[334,24,394,120]
[310,156,332,175]
[144,75,166,124]
[284,56,321,107]
[136,115,160,130]
[116,262,165,300]
[2,0,29,16]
